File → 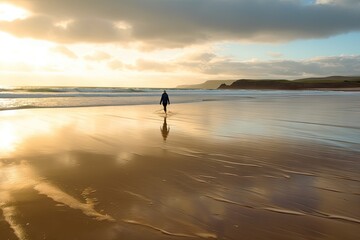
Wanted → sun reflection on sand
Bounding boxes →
[0,113,58,158]
[0,123,19,156]
[0,161,37,191]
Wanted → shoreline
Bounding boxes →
[1,89,359,112]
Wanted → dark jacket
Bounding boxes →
[160,93,170,105]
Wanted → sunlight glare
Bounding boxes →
[54,19,74,29]
[0,32,55,67]
[0,122,18,155]
[0,3,30,21]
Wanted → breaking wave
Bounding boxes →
[0,87,356,111]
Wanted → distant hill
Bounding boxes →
[177,80,236,89]
[293,76,360,83]
[218,76,360,90]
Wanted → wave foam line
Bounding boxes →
[206,195,305,216]
[1,205,27,240]
[124,191,153,204]
[316,211,360,224]
[177,171,211,184]
[209,158,261,167]
[277,168,315,176]
[261,207,306,216]
[123,219,195,238]
[34,182,114,222]
[206,195,360,224]
[205,195,255,209]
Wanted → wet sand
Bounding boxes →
[0,94,360,240]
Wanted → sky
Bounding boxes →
[0,0,359,87]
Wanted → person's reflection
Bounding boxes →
[160,117,170,141]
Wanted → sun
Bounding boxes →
[0,4,52,67]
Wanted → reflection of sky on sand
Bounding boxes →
[169,97,360,147]
[0,95,359,239]
[0,160,114,239]
[0,123,17,154]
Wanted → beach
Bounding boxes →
[0,93,359,240]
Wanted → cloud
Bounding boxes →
[0,15,129,43]
[97,43,360,77]
[180,52,217,62]
[0,61,34,72]
[192,55,360,78]
[316,0,360,6]
[85,51,112,61]
[131,59,177,72]
[129,51,360,78]
[1,0,359,48]
[107,60,124,70]
[52,45,77,59]
[267,52,284,58]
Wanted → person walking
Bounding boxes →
[160,90,170,113]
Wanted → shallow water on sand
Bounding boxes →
[0,94,359,240]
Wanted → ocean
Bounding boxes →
[0,86,357,111]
